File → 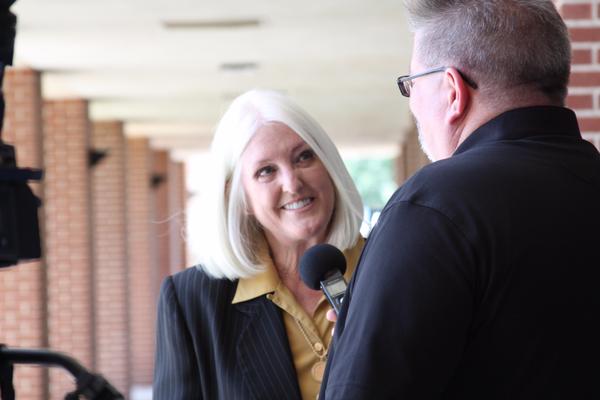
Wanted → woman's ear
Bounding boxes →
[444,67,471,125]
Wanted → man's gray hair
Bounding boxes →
[405,0,571,104]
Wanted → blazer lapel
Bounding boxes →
[235,297,302,400]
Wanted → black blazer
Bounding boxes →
[153,267,302,400]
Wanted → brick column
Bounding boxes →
[168,160,187,274]
[126,138,156,387]
[560,0,600,149]
[395,125,429,185]
[43,99,94,399]
[151,150,170,289]
[91,121,130,395]
[0,67,47,400]
[179,162,188,268]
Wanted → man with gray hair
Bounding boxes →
[320,1,600,398]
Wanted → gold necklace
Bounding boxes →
[293,317,328,382]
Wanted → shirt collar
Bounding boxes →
[454,106,581,157]
[232,238,278,304]
[232,237,364,304]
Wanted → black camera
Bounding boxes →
[0,0,42,268]
[0,141,42,268]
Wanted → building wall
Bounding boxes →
[151,150,170,294]
[168,160,187,274]
[1,68,189,398]
[561,0,600,150]
[42,99,95,399]
[91,121,131,395]
[126,138,157,387]
[395,125,429,185]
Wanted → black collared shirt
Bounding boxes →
[321,106,600,400]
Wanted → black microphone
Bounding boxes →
[300,244,347,314]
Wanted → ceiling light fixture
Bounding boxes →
[162,19,261,30]
[219,62,258,72]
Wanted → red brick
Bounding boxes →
[577,117,600,131]
[569,71,600,87]
[43,99,94,399]
[572,48,592,65]
[152,150,171,291]
[566,94,594,109]
[126,138,157,385]
[397,126,430,183]
[91,121,131,394]
[168,160,187,274]
[569,27,600,42]
[560,3,592,20]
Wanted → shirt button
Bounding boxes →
[314,342,324,352]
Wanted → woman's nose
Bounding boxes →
[281,168,303,193]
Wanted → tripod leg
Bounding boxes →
[0,359,15,400]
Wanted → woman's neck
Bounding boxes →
[266,235,324,316]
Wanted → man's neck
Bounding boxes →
[455,92,561,150]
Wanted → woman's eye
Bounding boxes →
[297,149,315,163]
[256,166,275,178]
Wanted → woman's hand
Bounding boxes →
[326,308,337,336]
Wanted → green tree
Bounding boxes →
[344,158,397,210]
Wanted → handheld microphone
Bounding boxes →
[299,244,347,314]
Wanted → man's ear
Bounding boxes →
[444,68,470,124]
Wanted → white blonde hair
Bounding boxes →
[195,89,363,280]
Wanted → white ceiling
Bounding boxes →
[11,0,414,159]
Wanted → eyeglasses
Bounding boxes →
[397,66,478,97]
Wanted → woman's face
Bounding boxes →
[240,122,336,248]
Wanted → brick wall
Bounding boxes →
[43,99,94,399]
[126,138,156,386]
[90,121,130,395]
[0,68,190,398]
[395,126,429,185]
[178,162,188,268]
[168,160,187,273]
[0,67,47,400]
[560,0,600,149]
[151,150,170,291]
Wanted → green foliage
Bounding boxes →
[344,158,397,210]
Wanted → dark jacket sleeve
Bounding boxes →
[153,276,202,399]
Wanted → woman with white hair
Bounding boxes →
[153,89,364,400]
